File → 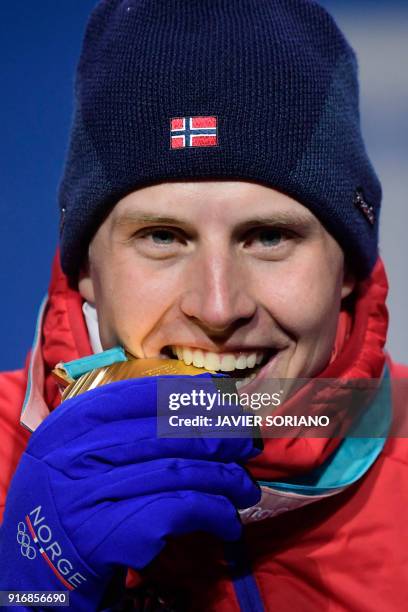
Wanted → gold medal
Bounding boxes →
[53,355,213,402]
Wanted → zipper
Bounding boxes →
[224,538,264,612]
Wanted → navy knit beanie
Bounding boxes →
[59,0,381,279]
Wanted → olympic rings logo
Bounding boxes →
[16,521,37,560]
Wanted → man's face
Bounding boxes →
[79,181,355,388]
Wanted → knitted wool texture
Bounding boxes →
[59,0,381,278]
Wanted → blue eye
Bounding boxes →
[150,229,175,244]
[257,228,283,247]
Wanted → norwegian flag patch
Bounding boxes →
[170,116,218,149]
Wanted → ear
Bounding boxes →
[341,263,356,299]
[78,256,96,304]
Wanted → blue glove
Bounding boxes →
[0,377,261,610]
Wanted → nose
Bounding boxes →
[179,251,256,335]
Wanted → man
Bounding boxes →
[0,1,407,610]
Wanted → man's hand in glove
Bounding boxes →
[0,377,261,610]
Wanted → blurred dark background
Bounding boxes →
[1,0,407,370]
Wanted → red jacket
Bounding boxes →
[1,254,407,611]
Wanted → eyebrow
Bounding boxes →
[113,212,190,228]
[112,210,317,231]
[234,212,317,230]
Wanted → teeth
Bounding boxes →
[192,349,205,368]
[246,353,256,369]
[170,346,268,373]
[220,355,236,371]
[235,355,247,369]
[203,352,221,370]
[183,348,193,365]
[236,372,257,389]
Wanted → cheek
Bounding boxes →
[257,256,343,340]
[94,261,183,348]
